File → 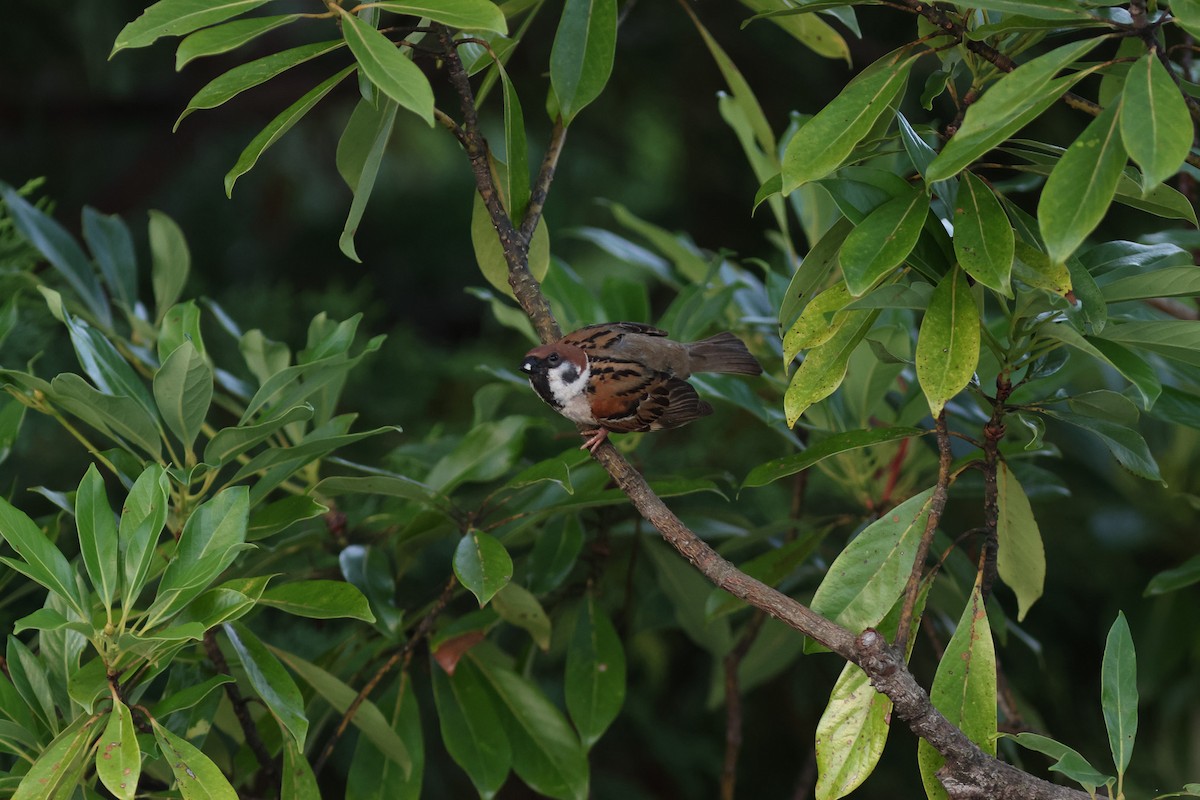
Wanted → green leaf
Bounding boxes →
[226,65,356,196]
[1145,552,1200,596]
[204,404,314,466]
[120,464,170,608]
[158,300,206,363]
[96,701,141,800]
[153,675,234,718]
[1040,391,1162,482]
[1120,52,1193,191]
[917,584,997,800]
[316,474,449,513]
[148,210,191,324]
[176,14,302,69]
[779,217,855,331]
[347,675,424,800]
[926,38,1101,182]
[949,0,1095,17]
[152,719,240,799]
[426,416,529,492]
[0,396,24,468]
[782,281,853,361]
[1,183,111,326]
[743,426,924,489]
[784,310,879,426]
[113,0,272,53]
[815,661,892,800]
[472,651,590,800]
[740,0,850,62]
[433,656,511,797]
[1011,240,1072,296]
[1040,324,1161,409]
[1099,319,1200,366]
[1004,732,1112,791]
[954,171,1014,296]
[565,597,625,749]
[154,340,213,455]
[995,462,1045,621]
[454,530,513,607]
[81,207,138,310]
[259,580,375,622]
[274,648,412,774]
[550,0,617,124]
[706,534,826,619]
[223,622,308,746]
[370,0,508,33]
[1102,611,1138,776]
[176,40,345,130]
[915,267,980,416]
[471,190,551,296]
[11,714,100,800]
[500,68,531,222]
[782,49,918,192]
[0,497,88,617]
[6,636,58,734]
[643,540,733,656]
[528,515,584,594]
[148,486,250,625]
[337,96,398,262]
[492,582,551,650]
[246,495,327,540]
[339,9,434,125]
[810,488,936,633]
[840,185,927,296]
[1039,102,1127,264]
[76,464,121,612]
[282,737,321,800]
[1099,266,1200,302]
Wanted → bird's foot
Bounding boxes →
[580,428,610,453]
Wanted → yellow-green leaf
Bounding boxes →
[784,310,879,427]
[996,462,1046,621]
[915,267,980,416]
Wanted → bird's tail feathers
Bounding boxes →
[687,332,762,375]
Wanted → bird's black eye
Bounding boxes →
[546,352,561,366]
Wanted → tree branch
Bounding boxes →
[721,611,767,800]
[204,630,277,785]
[980,373,1013,600]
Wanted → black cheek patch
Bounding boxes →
[561,364,580,383]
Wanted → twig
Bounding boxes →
[520,119,568,242]
[313,575,457,776]
[979,373,1013,601]
[895,411,952,654]
[721,611,768,800]
[204,630,277,784]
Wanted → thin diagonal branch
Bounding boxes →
[721,611,767,800]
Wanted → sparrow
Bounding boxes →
[520,322,762,452]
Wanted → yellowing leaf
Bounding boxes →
[915,268,980,417]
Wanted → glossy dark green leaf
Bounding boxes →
[528,515,584,594]
[95,700,140,800]
[152,719,239,799]
[154,340,213,456]
[113,0,272,53]
[1099,266,1200,302]
[226,66,356,196]
[176,40,345,129]
[204,403,313,466]
[840,185,927,295]
[119,464,169,608]
[643,541,733,655]
[1102,611,1138,775]
[336,96,398,262]
[926,38,1101,182]
[565,597,625,749]
[259,580,375,622]
[75,464,120,611]
[706,534,826,619]
[427,416,529,492]
[246,495,328,540]
[339,9,433,125]
[433,656,511,797]
[784,309,879,426]
[275,648,411,774]
[372,0,507,32]
[157,300,205,363]
[779,217,855,331]
[454,530,513,607]
[472,652,590,800]
[996,462,1045,621]
[953,171,1014,295]
[1099,320,1200,367]
[1040,324,1160,409]
[231,423,400,490]
[51,373,163,457]
[0,497,88,617]
[281,738,320,800]
[7,635,59,733]
[500,67,531,222]
[949,0,1094,17]
[11,714,100,800]
[743,426,924,489]
[1039,102,1127,264]
[781,49,917,192]
[147,486,250,625]
[1120,52,1193,191]
[81,207,137,309]
[347,675,424,799]
[148,210,190,324]
[1,182,111,326]
[810,487,936,631]
[915,267,980,416]
[223,622,308,746]
[550,0,616,124]
[1144,552,1200,596]
[176,14,301,69]
[1040,392,1162,482]
[917,585,997,797]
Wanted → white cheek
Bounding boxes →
[548,363,596,424]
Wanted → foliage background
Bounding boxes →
[1,1,1199,797]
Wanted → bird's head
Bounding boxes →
[520,342,589,408]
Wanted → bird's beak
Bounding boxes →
[520,357,536,374]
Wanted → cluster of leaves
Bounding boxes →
[3,0,1200,798]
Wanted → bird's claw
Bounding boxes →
[580,428,609,453]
